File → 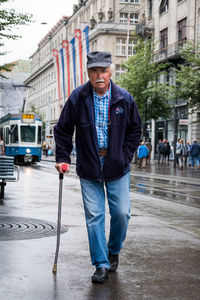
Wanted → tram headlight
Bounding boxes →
[26,148,31,154]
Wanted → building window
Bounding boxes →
[130,13,139,23]
[120,13,128,23]
[116,38,137,56]
[128,38,137,55]
[117,38,126,55]
[178,18,187,42]
[120,13,139,24]
[116,65,126,80]
[120,0,139,3]
[148,0,152,18]
[159,0,168,14]
[160,28,168,51]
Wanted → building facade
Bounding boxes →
[140,0,200,151]
[24,0,200,152]
[24,0,145,141]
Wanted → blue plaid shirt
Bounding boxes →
[93,83,111,149]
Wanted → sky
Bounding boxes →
[0,0,77,65]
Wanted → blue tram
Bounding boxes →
[0,113,42,163]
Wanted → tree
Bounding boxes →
[0,0,32,74]
[118,39,173,138]
[176,40,200,113]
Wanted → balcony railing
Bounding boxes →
[153,39,193,62]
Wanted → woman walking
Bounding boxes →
[137,142,149,168]
[176,139,186,170]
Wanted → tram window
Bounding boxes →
[21,125,35,142]
[10,125,19,143]
[37,126,42,144]
[5,128,9,144]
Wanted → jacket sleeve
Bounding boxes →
[123,96,142,164]
[54,97,76,164]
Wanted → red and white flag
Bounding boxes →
[62,40,71,98]
[74,29,83,85]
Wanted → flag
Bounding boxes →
[62,40,71,98]
[70,37,76,89]
[52,49,61,108]
[74,29,83,85]
[83,26,90,54]
[59,47,65,102]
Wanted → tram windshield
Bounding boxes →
[20,125,35,142]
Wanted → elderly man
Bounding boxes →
[54,51,142,283]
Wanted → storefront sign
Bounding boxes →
[179,119,189,125]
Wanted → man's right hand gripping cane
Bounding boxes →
[55,163,70,174]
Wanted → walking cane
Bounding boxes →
[52,164,68,273]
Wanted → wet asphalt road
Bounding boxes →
[0,162,200,300]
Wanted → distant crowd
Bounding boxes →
[136,138,200,170]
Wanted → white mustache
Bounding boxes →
[95,79,105,83]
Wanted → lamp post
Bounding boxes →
[172,65,178,169]
[173,99,178,168]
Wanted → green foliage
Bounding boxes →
[118,39,173,125]
[0,0,33,75]
[176,40,200,112]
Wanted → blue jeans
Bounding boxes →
[80,172,130,269]
[191,155,200,167]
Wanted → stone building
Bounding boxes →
[24,0,200,150]
[139,0,200,149]
[24,0,145,140]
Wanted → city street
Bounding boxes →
[0,160,200,300]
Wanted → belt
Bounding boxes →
[99,149,107,156]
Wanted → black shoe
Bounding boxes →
[109,253,119,272]
[91,267,109,283]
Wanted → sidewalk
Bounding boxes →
[1,158,199,300]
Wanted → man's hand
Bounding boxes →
[55,163,70,174]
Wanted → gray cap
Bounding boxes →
[87,51,112,69]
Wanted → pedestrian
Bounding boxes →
[0,137,5,156]
[176,138,186,170]
[145,140,152,165]
[164,141,171,164]
[137,142,149,168]
[42,141,49,157]
[54,51,142,283]
[157,139,165,164]
[190,139,200,168]
[186,141,192,166]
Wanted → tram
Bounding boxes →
[0,113,42,163]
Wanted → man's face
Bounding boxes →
[87,66,112,96]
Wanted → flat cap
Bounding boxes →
[87,51,112,69]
